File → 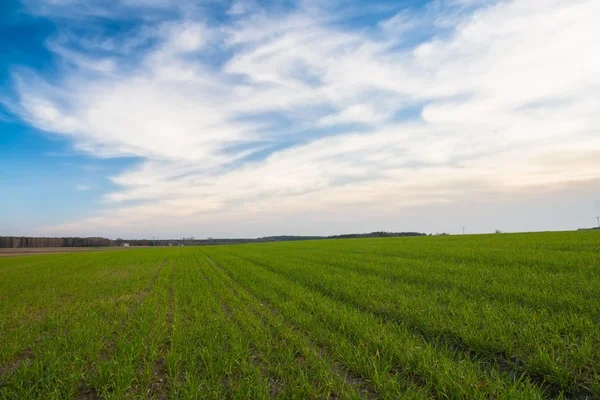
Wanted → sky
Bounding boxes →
[1,0,599,239]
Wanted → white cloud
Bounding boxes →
[10,0,600,236]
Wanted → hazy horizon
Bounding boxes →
[1,0,599,238]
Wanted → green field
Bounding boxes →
[1,231,599,399]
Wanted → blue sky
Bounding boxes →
[1,0,599,238]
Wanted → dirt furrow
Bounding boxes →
[0,349,34,386]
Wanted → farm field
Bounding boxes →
[1,231,599,399]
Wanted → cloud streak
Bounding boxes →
[8,0,600,236]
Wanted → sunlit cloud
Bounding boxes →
[8,0,600,236]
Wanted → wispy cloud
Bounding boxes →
[75,184,92,191]
[9,0,600,235]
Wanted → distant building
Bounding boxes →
[122,243,130,247]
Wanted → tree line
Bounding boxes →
[328,231,426,239]
[0,236,112,248]
[1,231,427,248]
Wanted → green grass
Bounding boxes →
[1,231,599,399]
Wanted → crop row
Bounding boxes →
[1,231,599,399]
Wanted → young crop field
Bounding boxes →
[1,231,599,399]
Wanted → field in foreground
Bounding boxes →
[1,232,599,399]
